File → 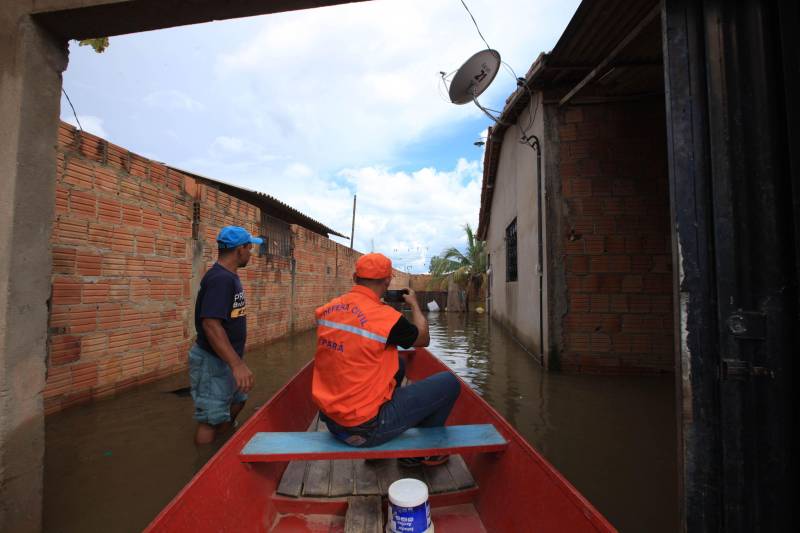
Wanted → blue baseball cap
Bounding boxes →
[217,226,264,249]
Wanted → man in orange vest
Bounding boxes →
[312,253,461,467]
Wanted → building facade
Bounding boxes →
[478,3,673,374]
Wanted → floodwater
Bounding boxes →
[44,312,678,532]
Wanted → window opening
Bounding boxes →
[506,219,517,282]
[260,213,292,258]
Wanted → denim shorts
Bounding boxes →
[189,344,248,426]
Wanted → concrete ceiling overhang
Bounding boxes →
[477,0,664,240]
[33,0,371,40]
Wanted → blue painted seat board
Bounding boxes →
[239,424,507,462]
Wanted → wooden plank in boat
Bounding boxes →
[376,459,403,494]
[424,460,456,494]
[302,410,331,497]
[276,412,321,496]
[309,412,320,431]
[276,460,307,497]
[344,495,382,533]
[354,459,381,495]
[447,454,476,490]
[398,462,426,484]
[329,460,356,497]
[302,459,332,497]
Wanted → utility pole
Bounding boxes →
[350,194,356,249]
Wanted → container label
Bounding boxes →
[388,502,431,533]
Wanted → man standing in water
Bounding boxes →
[312,253,461,466]
[190,226,262,444]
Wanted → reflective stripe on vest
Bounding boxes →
[316,319,387,344]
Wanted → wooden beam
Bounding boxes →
[559,4,661,106]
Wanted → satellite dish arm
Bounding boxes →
[472,93,509,126]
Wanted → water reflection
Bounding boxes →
[428,312,678,533]
[43,332,317,533]
[44,312,677,533]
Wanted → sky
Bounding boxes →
[60,0,580,274]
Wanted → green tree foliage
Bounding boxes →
[78,38,110,53]
[428,224,487,293]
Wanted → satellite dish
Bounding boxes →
[448,49,501,105]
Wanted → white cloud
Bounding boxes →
[276,158,483,273]
[351,162,481,270]
[210,135,282,160]
[144,90,205,112]
[63,0,580,272]
[213,135,247,153]
[212,0,573,171]
[194,0,574,272]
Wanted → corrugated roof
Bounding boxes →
[477,0,662,239]
[170,166,347,239]
[550,0,660,67]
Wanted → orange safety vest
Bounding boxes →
[312,285,402,427]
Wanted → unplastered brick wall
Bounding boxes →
[195,184,289,347]
[291,227,410,332]
[47,123,194,413]
[47,121,411,413]
[195,196,363,345]
[556,101,673,373]
[293,228,354,332]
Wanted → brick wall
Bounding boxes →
[195,183,289,347]
[45,122,408,413]
[48,124,195,413]
[556,101,673,373]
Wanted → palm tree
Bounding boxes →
[428,224,487,310]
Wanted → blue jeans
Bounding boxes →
[189,344,247,425]
[323,357,461,448]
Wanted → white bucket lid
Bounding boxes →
[387,478,429,508]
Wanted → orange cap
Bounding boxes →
[355,253,393,279]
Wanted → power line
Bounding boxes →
[459,0,492,50]
[61,88,83,131]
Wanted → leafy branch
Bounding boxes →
[78,38,110,53]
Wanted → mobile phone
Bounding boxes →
[383,289,409,303]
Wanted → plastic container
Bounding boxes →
[385,478,433,533]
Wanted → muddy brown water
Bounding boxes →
[44,312,678,532]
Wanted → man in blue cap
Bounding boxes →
[190,225,263,444]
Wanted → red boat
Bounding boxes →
[145,348,616,532]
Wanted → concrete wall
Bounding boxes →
[0,6,67,530]
[45,121,412,413]
[484,99,546,357]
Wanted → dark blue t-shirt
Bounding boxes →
[195,263,247,358]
